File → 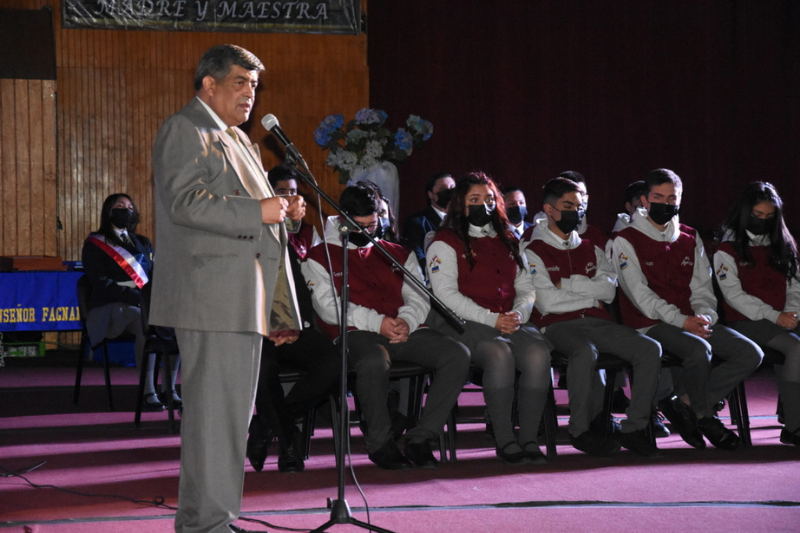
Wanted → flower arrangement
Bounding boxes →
[314,108,433,184]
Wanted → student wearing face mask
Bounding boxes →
[82,193,180,411]
[714,182,800,446]
[302,183,470,470]
[611,169,762,451]
[502,186,532,240]
[524,178,662,457]
[402,172,456,268]
[427,172,551,465]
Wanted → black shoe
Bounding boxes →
[657,396,706,449]
[570,431,621,457]
[142,392,165,412]
[496,442,531,465]
[589,412,621,436]
[521,441,548,465]
[159,389,182,409]
[651,411,670,438]
[368,439,413,470]
[247,416,274,473]
[611,388,631,414]
[404,439,439,469]
[697,416,740,450]
[619,428,663,457]
[780,427,800,446]
[278,432,305,473]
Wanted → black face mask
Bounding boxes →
[435,188,455,210]
[554,209,584,234]
[467,203,495,227]
[506,205,528,226]
[747,216,774,236]
[647,202,680,225]
[349,223,381,247]
[110,208,134,229]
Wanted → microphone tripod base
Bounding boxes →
[310,499,395,533]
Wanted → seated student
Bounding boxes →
[611,168,763,450]
[246,166,338,473]
[611,180,649,237]
[714,181,800,446]
[82,193,180,412]
[427,172,551,465]
[302,184,470,470]
[503,186,533,239]
[524,178,662,457]
[528,171,607,248]
[402,172,455,268]
[268,165,320,259]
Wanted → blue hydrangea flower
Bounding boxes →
[355,108,384,125]
[314,114,345,146]
[394,128,413,152]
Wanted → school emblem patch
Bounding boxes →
[429,255,442,274]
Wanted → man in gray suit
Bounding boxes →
[151,44,305,533]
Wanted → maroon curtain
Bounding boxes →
[368,1,800,238]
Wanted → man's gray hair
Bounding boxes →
[194,44,264,91]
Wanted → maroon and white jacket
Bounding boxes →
[714,232,800,323]
[611,208,717,331]
[523,223,616,330]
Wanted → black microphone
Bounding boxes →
[261,114,309,173]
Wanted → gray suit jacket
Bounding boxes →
[150,97,301,335]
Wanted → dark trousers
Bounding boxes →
[255,328,340,451]
[347,328,470,453]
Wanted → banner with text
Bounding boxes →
[63,0,360,34]
[0,272,83,332]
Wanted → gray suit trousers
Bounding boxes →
[174,329,262,533]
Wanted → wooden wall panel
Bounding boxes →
[1,0,368,264]
[0,76,57,257]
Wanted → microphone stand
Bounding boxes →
[284,154,465,533]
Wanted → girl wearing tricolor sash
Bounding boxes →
[82,193,180,411]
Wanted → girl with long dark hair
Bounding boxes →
[427,172,552,464]
[82,193,180,411]
[714,181,800,446]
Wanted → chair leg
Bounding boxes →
[134,352,150,427]
[102,343,114,411]
[328,393,341,460]
[543,380,558,458]
[736,381,751,447]
[162,352,177,434]
[73,336,88,404]
[601,368,617,439]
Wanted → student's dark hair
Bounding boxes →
[268,164,298,189]
[717,181,798,282]
[557,170,586,185]
[425,172,453,195]
[339,183,380,218]
[95,193,140,246]
[502,186,523,196]
[643,168,683,196]
[356,180,399,243]
[440,171,524,270]
[623,180,648,206]
[542,177,581,206]
[194,44,264,91]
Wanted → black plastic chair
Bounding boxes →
[73,274,135,411]
[133,282,179,433]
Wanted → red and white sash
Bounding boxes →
[86,235,149,289]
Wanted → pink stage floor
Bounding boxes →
[1,357,799,532]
